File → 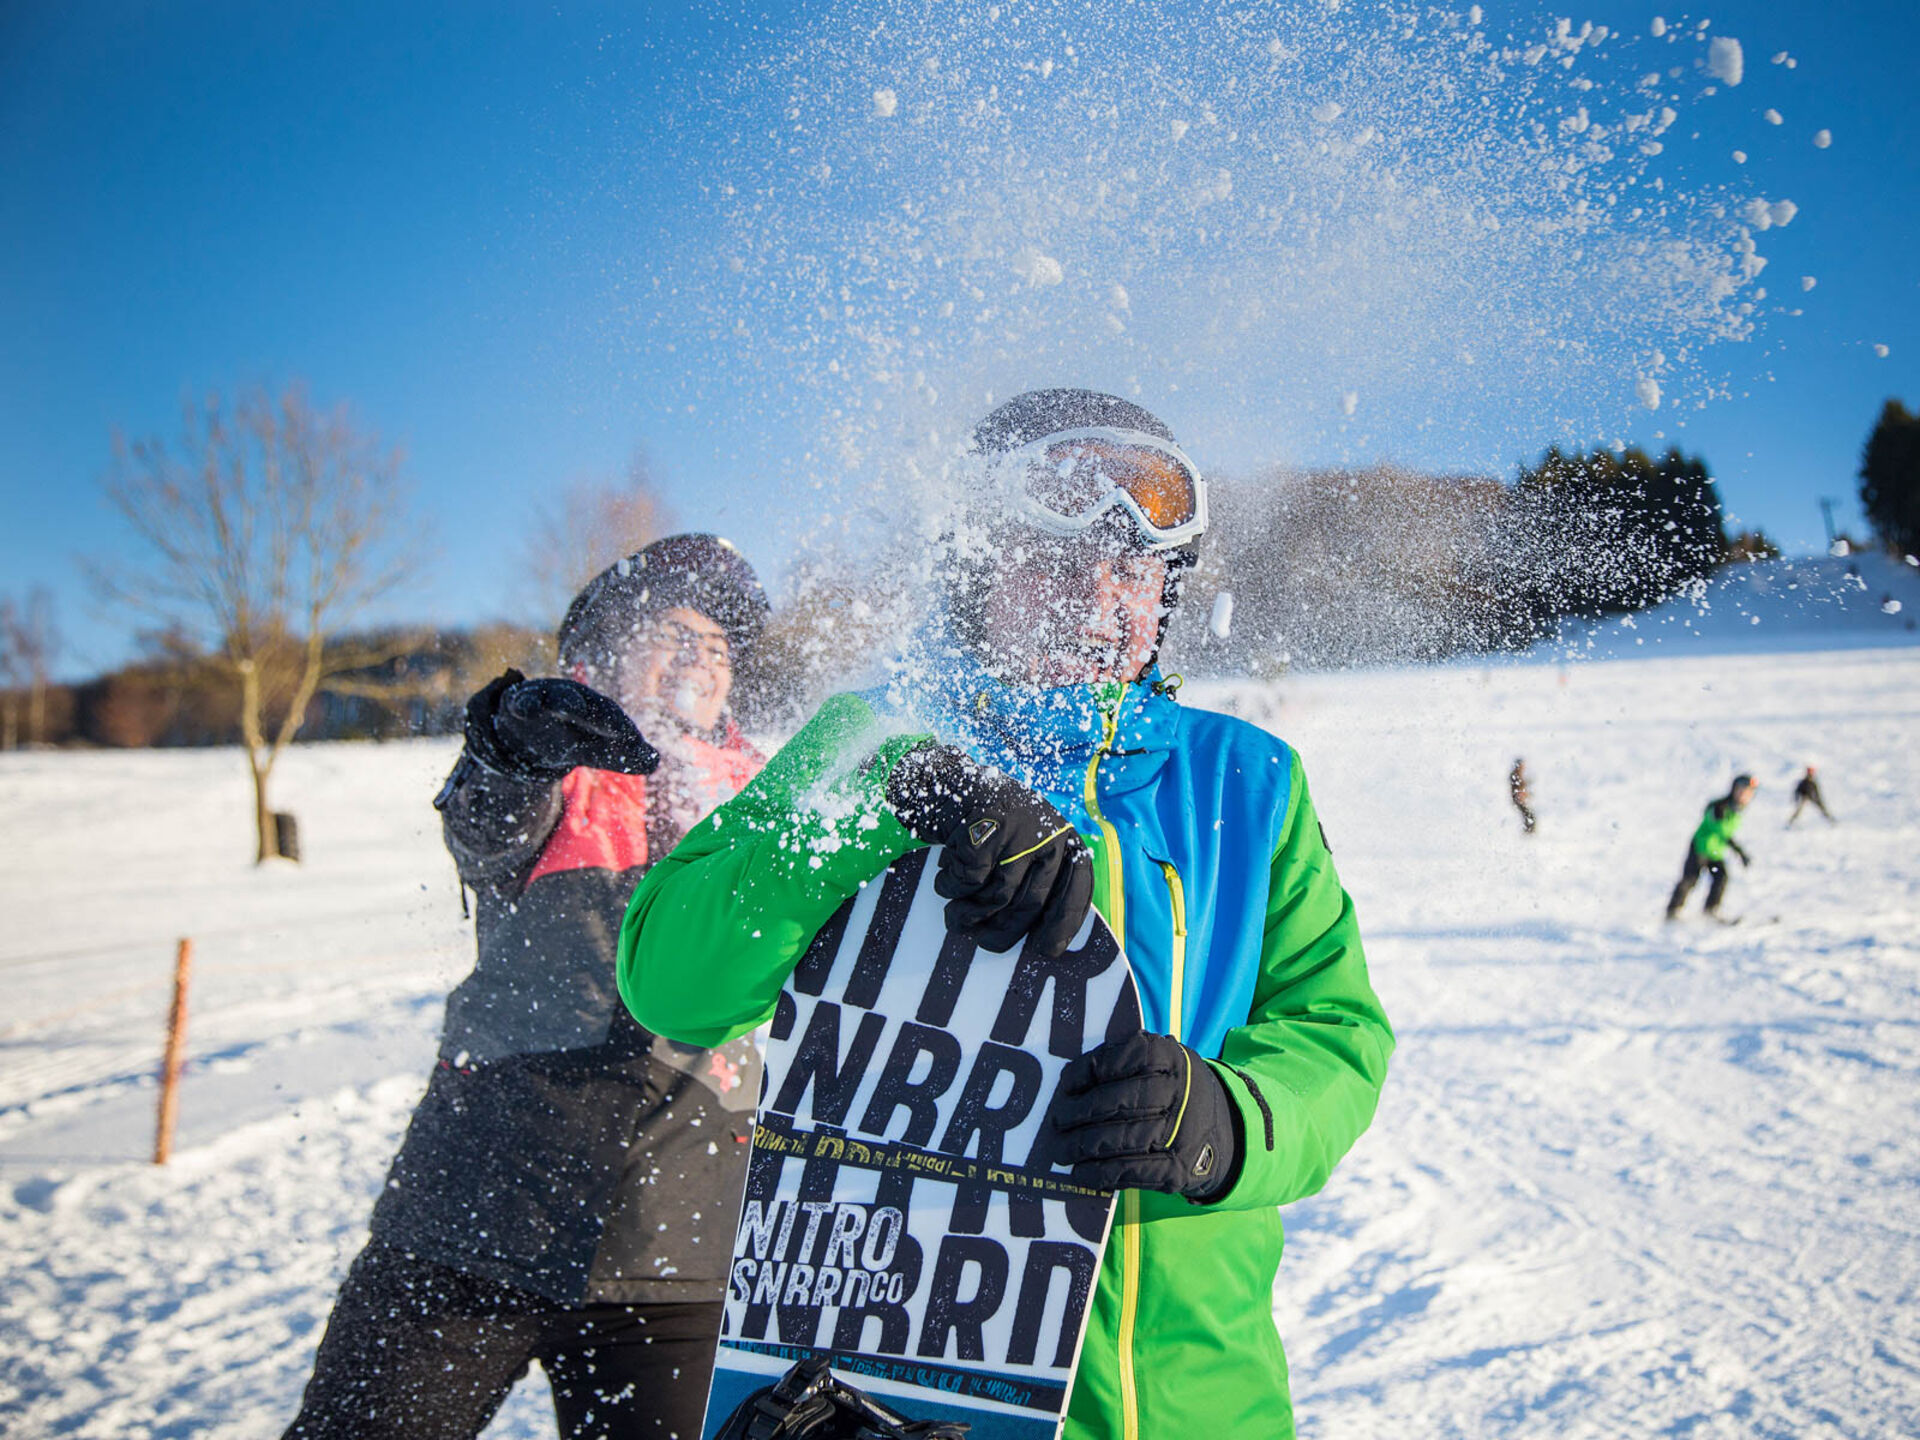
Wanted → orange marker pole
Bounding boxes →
[153,937,193,1165]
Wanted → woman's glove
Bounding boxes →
[462,669,659,781]
[1046,1032,1242,1202]
[884,741,1093,959]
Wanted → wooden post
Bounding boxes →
[154,937,193,1165]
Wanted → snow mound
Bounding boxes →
[1545,552,1920,660]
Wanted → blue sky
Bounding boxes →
[3,0,1915,678]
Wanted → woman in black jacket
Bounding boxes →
[286,536,770,1440]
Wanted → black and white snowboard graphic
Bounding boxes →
[701,845,1142,1440]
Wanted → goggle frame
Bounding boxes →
[987,426,1209,552]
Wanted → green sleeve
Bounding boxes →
[616,693,931,1047]
[1206,750,1395,1211]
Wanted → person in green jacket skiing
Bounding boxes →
[1665,773,1758,920]
[616,389,1394,1439]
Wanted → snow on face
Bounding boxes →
[972,530,1171,687]
[615,606,734,735]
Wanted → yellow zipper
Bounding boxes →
[1082,682,1127,939]
[1115,860,1188,1439]
[1083,682,1143,1440]
[1160,861,1188,1044]
[1117,1189,1142,1440]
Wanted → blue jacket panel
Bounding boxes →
[862,653,1295,1056]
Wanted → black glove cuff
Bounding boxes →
[1187,1059,1245,1204]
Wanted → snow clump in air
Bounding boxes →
[1707,36,1744,85]
[1636,377,1664,411]
[649,0,1810,559]
[1874,344,1891,358]
[1813,129,1832,148]
[1801,276,1816,292]
[1010,246,1064,288]
[1743,198,1798,230]
[1763,108,1783,125]
[1208,591,1235,641]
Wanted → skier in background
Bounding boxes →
[1787,765,1835,827]
[618,390,1394,1439]
[1665,773,1758,921]
[1509,757,1537,835]
[286,535,770,1440]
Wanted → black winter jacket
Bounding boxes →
[368,726,764,1305]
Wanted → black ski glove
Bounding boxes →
[715,1355,970,1439]
[462,669,659,782]
[884,741,1093,959]
[1047,1032,1242,1203]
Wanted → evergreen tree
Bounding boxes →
[1510,444,1729,623]
[1726,529,1781,563]
[1859,399,1920,556]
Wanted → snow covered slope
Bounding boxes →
[1199,648,1920,1439]
[1551,551,1920,660]
[3,647,1917,1438]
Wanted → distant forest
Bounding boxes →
[4,445,1780,750]
[1161,444,1777,673]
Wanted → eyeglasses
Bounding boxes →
[990,426,1208,550]
[652,615,731,668]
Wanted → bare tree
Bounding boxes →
[96,385,418,861]
[0,597,17,751]
[0,588,58,748]
[16,588,58,745]
[522,450,671,629]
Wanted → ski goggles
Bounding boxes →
[988,427,1208,551]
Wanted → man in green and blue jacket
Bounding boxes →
[616,389,1394,1438]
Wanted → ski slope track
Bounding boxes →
[2,639,1917,1437]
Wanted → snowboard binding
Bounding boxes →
[714,1356,971,1440]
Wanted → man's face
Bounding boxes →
[613,606,733,733]
[974,532,1171,687]
[1733,781,1757,809]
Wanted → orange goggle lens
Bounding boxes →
[1024,441,1198,531]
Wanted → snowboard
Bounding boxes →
[700,845,1143,1440]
